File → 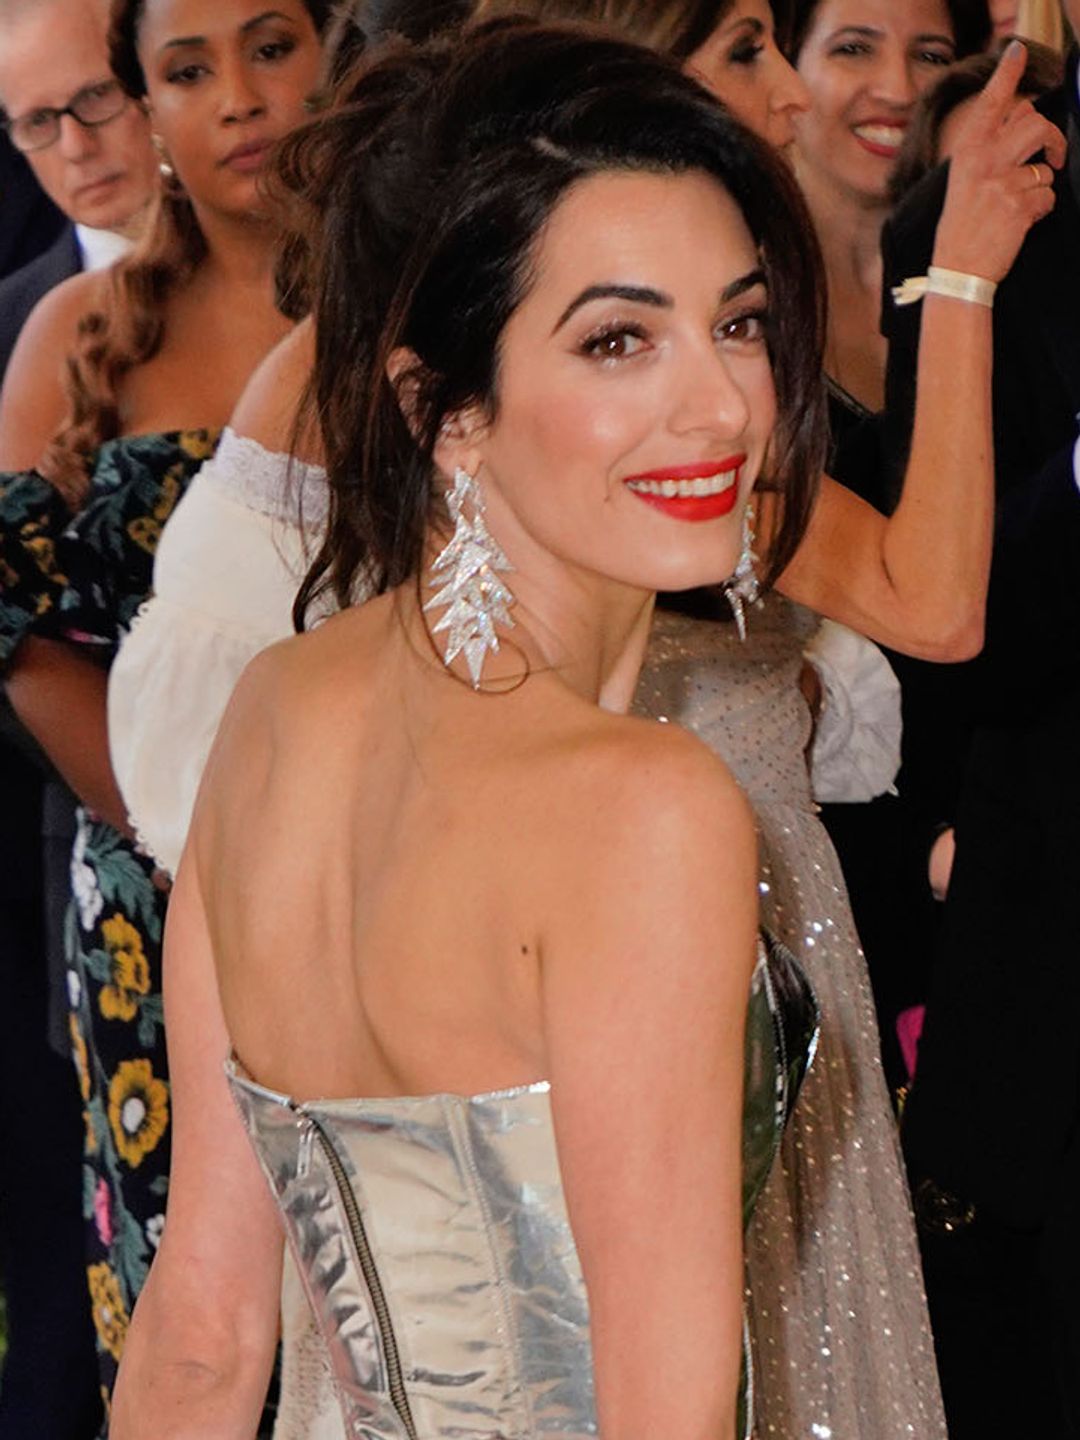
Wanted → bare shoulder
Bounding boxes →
[228,318,319,462]
[200,607,373,777]
[0,269,112,467]
[561,709,753,847]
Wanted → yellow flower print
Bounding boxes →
[127,515,161,554]
[179,429,216,463]
[98,914,150,1022]
[108,1059,169,1168]
[87,1262,129,1362]
[153,467,180,521]
[69,1014,91,1102]
[23,533,67,583]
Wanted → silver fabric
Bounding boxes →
[635,595,948,1440]
[228,942,815,1440]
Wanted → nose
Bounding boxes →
[772,53,811,120]
[57,111,101,161]
[218,58,268,123]
[870,45,918,109]
[669,342,752,443]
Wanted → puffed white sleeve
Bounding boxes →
[108,430,330,876]
[804,619,902,805]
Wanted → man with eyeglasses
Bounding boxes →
[0,0,156,381]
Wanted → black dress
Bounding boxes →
[817,382,942,1098]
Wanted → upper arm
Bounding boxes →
[0,271,105,469]
[541,732,756,1439]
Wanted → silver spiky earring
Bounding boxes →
[425,467,515,688]
[724,503,759,642]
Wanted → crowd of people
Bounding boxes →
[0,0,1076,1437]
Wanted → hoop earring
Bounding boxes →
[724,503,759,642]
[425,467,515,689]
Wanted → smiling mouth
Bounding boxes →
[623,458,745,522]
[853,123,906,156]
[626,471,738,499]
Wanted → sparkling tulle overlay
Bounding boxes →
[635,596,947,1440]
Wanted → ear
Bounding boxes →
[433,402,488,482]
[386,345,488,478]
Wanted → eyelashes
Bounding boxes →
[576,310,769,365]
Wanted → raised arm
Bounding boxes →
[542,727,758,1440]
[776,42,1064,660]
[110,843,283,1440]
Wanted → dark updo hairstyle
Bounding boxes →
[888,37,1063,203]
[281,18,828,626]
[783,0,991,61]
[472,0,740,59]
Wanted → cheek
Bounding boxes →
[798,60,851,126]
[506,366,658,472]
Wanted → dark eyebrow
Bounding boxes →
[553,283,671,334]
[161,10,295,50]
[552,269,766,335]
[828,24,883,40]
[722,268,767,303]
[721,15,765,38]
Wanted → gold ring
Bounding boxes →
[1029,162,1043,184]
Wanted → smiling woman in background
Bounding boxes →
[0,0,327,1414]
[788,0,987,413]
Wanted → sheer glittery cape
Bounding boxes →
[636,596,948,1440]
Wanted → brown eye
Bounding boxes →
[717,313,766,344]
[582,326,648,362]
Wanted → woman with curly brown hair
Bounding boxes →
[0,0,328,1415]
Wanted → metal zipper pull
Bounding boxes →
[297,1115,316,1180]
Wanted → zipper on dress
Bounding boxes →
[292,1108,418,1440]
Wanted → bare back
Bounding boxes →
[193,590,755,1104]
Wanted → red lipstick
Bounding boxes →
[623,455,745,523]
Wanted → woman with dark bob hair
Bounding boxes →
[111,18,829,1437]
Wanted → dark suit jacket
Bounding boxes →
[0,223,81,383]
[881,77,1080,1228]
[0,133,65,283]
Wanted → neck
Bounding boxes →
[420,513,657,715]
[793,151,888,292]
[189,199,280,289]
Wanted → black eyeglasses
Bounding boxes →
[4,79,128,154]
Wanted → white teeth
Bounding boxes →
[626,470,738,498]
[854,124,904,149]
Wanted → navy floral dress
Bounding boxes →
[0,430,218,1425]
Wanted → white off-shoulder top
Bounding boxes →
[107,428,330,876]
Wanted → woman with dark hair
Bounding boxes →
[0,0,327,1414]
[462,3,1053,1436]
[110,19,829,1437]
[103,1,1059,1435]
[786,0,988,417]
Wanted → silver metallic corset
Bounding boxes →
[227,937,817,1440]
